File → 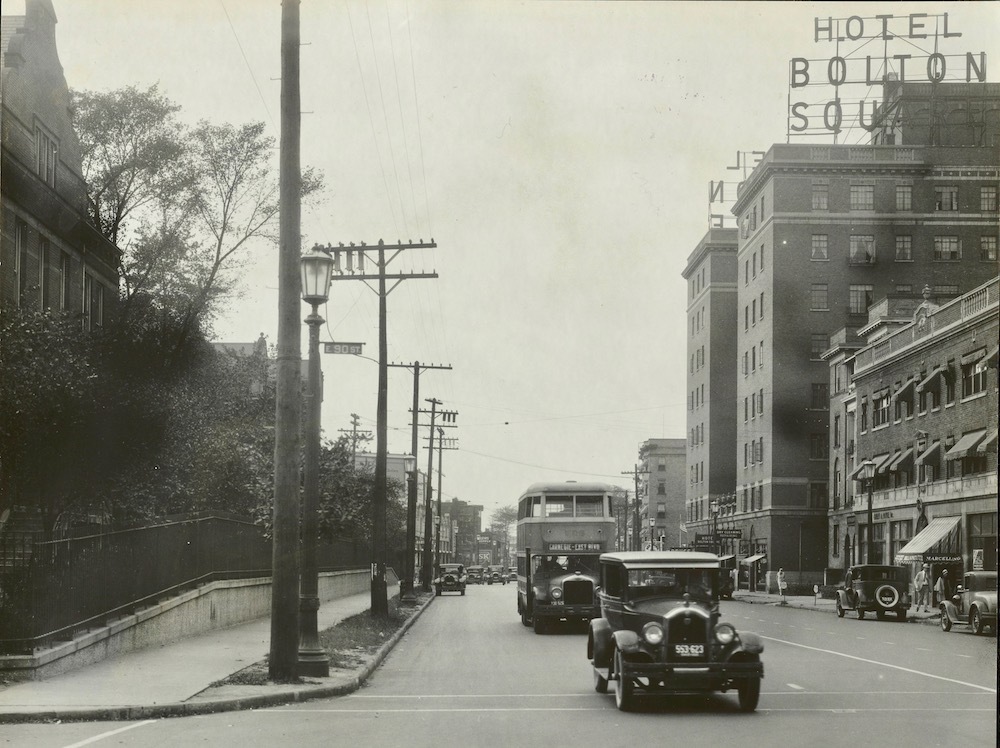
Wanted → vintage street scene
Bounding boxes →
[0,1,996,746]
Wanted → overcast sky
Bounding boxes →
[42,1,999,521]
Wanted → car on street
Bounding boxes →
[835,564,911,621]
[466,565,485,584]
[940,570,996,635]
[433,563,467,596]
[508,567,517,582]
[587,551,764,712]
[487,566,507,585]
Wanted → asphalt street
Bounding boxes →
[2,584,995,748]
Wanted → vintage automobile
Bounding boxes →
[433,563,467,596]
[940,571,996,635]
[466,565,485,584]
[487,565,507,585]
[835,564,911,621]
[508,567,517,582]
[588,551,764,712]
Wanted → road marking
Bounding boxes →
[59,721,156,748]
[263,705,996,715]
[956,654,972,658]
[759,634,997,693]
[787,683,805,690]
[916,647,933,652]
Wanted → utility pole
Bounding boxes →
[435,426,458,566]
[270,0,302,681]
[326,240,437,616]
[622,465,649,552]
[418,401,458,589]
[390,362,452,605]
[338,413,371,462]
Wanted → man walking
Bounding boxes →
[914,563,930,612]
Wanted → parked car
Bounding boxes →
[487,566,506,585]
[835,564,911,621]
[588,551,764,712]
[940,571,996,635]
[466,565,485,584]
[508,567,517,582]
[433,563,467,596]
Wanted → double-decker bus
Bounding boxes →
[516,481,618,634]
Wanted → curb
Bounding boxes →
[0,595,435,724]
[733,594,943,625]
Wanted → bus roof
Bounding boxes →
[600,551,721,569]
[519,481,621,497]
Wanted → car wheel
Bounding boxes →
[593,667,609,694]
[897,609,907,622]
[836,599,845,618]
[970,607,984,635]
[940,609,952,632]
[613,649,635,712]
[738,677,761,712]
[876,610,886,620]
[533,616,547,635]
[857,609,865,620]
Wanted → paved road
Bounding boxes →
[3,585,995,747]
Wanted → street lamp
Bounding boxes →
[856,458,877,564]
[297,245,333,676]
[649,518,655,551]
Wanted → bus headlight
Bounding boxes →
[550,587,563,600]
[642,622,664,645]
[714,623,736,644]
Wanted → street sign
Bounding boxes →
[323,342,363,355]
[695,533,717,543]
[717,529,743,539]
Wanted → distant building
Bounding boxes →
[638,438,686,551]
[448,499,484,566]
[1,0,120,323]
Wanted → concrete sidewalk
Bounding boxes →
[0,583,434,724]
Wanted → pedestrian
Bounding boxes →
[934,568,952,607]
[914,563,930,612]
[777,568,787,604]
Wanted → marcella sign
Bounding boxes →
[787,13,988,137]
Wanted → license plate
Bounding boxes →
[674,644,704,657]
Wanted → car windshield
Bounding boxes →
[969,575,998,592]
[532,554,600,576]
[626,568,715,602]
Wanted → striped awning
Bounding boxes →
[877,451,900,474]
[945,430,988,460]
[915,441,940,465]
[977,429,998,454]
[915,364,945,393]
[895,517,961,563]
[890,376,917,403]
[887,447,914,472]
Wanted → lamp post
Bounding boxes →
[857,459,877,563]
[297,246,333,676]
[710,499,719,555]
[648,518,655,551]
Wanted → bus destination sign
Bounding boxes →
[546,542,602,552]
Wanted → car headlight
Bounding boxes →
[550,587,563,600]
[715,623,736,644]
[642,622,664,645]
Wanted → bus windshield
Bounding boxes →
[532,554,600,576]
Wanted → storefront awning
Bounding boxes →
[945,429,988,460]
[717,554,736,562]
[890,376,917,403]
[915,364,945,393]
[985,345,999,370]
[915,440,940,465]
[977,429,998,454]
[740,553,766,565]
[895,516,961,563]
[887,447,913,472]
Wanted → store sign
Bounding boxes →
[788,13,987,135]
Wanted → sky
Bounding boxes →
[39,0,999,523]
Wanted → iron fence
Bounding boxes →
[0,515,366,654]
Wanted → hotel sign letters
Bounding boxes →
[788,13,987,135]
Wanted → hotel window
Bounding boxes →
[35,124,58,188]
[935,186,958,211]
[810,333,827,359]
[833,524,840,555]
[872,391,890,427]
[759,292,764,317]
[809,483,828,508]
[849,284,874,314]
[744,398,748,422]
[810,283,829,311]
[759,342,764,368]
[811,383,829,409]
[758,387,764,414]
[981,236,998,262]
[982,185,998,212]
[896,284,912,293]
[744,306,749,331]
[895,184,912,210]
[961,352,988,398]
[745,259,749,284]
[742,351,748,375]
[811,234,828,260]
[850,184,874,210]
[933,236,961,261]
[752,298,757,324]
[849,235,875,264]
[933,284,959,297]
[751,207,757,231]
[860,402,868,431]
[759,245,764,269]
[895,235,912,261]
[809,434,828,459]
[811,183,828,210]
[833,415,841,447]
[752,251,757,277]
[751,345,756,370]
